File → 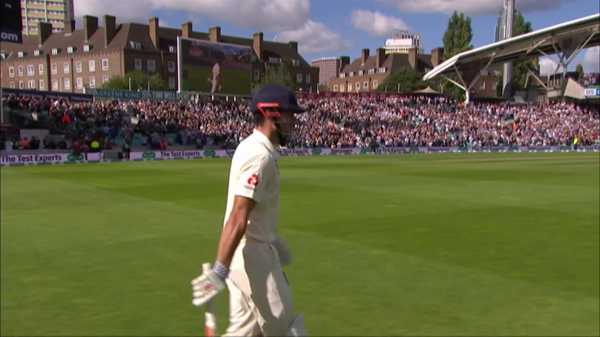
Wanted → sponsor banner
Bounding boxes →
[0,153,74,166]
[129,149,233,161]
[87,89,179,101]
[584,87,600,98]
[1,0,23,43]
[3,145,599,166]
[86,152,104,162]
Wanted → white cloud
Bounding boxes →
[582,46,599,73]
[76,0,310,31]
[274,20,350,54]
[379,0,566,15]
[539,56,564,76]
[351,10,409,36]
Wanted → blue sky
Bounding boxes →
[76,0,599,72]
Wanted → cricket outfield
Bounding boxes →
[1,152,598,336]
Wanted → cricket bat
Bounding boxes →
[202,263,217,337]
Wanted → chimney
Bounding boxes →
[338,56,350,73]
[376,48,385,69]
[408,47,418,70]
[38,22,52,46]
[208,26,221,43]
[253,32,263,61]
[181,21,192,38]
[431,47,443,67]
[149,17,160,49]
[361,48,369,65]
[288,41,298,53]
[104,15,116,48]
[64,19,75,34]
[83,15,99,42]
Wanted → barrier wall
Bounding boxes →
[1,146,598,167]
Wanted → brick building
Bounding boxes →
[311,57,345,87]
[327,47,444,93]
[1,15,318,93]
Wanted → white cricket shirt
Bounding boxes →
[223,129,280,244]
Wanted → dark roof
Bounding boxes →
[340,52,433,74]
[1,20,309,66]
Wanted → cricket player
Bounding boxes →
[192,84,306,336]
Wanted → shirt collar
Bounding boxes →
[253,129,280,159]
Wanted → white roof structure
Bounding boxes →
[423,14,600,102]
[424,14,599,81]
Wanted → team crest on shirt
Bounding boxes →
[247,174,259,188]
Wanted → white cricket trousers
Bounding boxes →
[224,238,294,337]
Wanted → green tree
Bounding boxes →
[377,68,426,93]
[253,61,297,92]
[511,11,535,91]
[575,64,584,81]
[442,11,473,100]
[443,11,473,59]
[101,71,168,91]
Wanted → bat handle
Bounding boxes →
[204,312,217,337]
[202,263,212,274]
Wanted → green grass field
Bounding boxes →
[1,153,599,336]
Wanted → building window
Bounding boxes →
[89,77,96,88]
[76,77,83,89]
[306,74,311,83]
[349,72,354,77]
[296,73,303,83]
[481,81,486,90]
[27,65,35,76]
[147,59,156,73]
[333,84,338,92]
[102,75,109,83]
[378,67,386,73]
[34,49,41,56]
[347,83,352,92]
[52,79,59,91]
[64,78,71,90]
[355,82,360,91]
[372,80,378,89]
[368,68,375,75]
[168,76,176,89]
[17,65,24,76]
[51,63,57,75]
[67,46,74,54]
[38,64,44,75]
[89,60,96,72]
[10,82,16,88]
[102,59,109,71]
[19,81,24,89]
[169,45,176,53]
[168,61,175,73]
[17,51,24,58]
[52,48,58,55]
[340,84,345,93]
[74,61,82,73]
[134,58,142,71]
[340,73,345,78]
[8,66,15,78]
[363,81,368,89]
[83,44,91,52]
[63,62,70,74]
[39,79,45,90]
[28,80,36,89]
[358,70,363,76]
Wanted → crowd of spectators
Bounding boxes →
[2,93,599,152]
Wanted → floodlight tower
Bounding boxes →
[501,0,515,97]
